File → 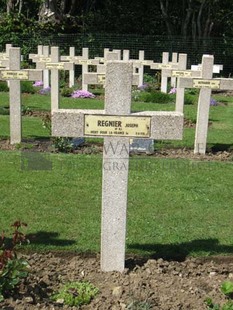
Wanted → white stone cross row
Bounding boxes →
[0,47,42,144]
[52,61,184,272]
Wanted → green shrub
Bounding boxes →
[53,137,73,153]
[0,81,9,92]
[186,88,199,95]
[0,221,29,302]
[139,90,174,103]
[21,81,36,94]
[0,107,9,115]
[51,281,99,307]
[184,93,196,105]
[60,87,73,97]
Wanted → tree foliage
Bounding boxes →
[1,0,233,38]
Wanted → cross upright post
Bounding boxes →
[9,48,21,144]
[194,55,214,154]
[177,54,218,154]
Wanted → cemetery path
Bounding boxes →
[0,252,233,309]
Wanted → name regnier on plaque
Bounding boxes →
[84,115,151,137]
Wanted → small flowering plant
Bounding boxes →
[210,98,218,106]
[138,84,148,91]
[33,80,43,87]
[39,86,51,95]
[169,87,177,94]
[71,90,95,99]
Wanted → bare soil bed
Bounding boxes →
[0,138,232,163]
[0,252,233,309]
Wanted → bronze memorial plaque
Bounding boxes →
[84,115,151,138]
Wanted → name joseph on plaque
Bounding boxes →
[84,115,151,137]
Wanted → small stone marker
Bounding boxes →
[129,138,154,154]
[0,47,42,144]
[52,61,183,272]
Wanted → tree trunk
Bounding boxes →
[159,0,173,36]
[38,0,59,22]
[7,0,15,14]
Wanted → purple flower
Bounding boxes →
[169,87,177,94]
[33,80,43,87]
[210,98,218,106]
[71,90,95,99]
[138,84,148,91]
[39,87,51,95]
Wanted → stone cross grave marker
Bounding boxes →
[123,50,154,87]
[0,47,42,144]
[29,45,50,88]
[0,44,12,87]
[160,53,195,113]
[191,63,223,74]
[37,46,74,110]
[178,54,232,154]
[84,51,122,88]
[150,52,179,93]
[61,46,76,87]
[61,47,96,90]
[52,61,183,272]
[0,43,12,66]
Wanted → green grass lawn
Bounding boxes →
[0,151,232,259]
[0,89,233,259]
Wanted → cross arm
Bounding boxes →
[37,62,74,70]
[150,63,179,70]
[52,109,183,140]
[177,77,233,90]
[132,111,183,139]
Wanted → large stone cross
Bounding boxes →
[52,61,183,272]
[0,47,42,144]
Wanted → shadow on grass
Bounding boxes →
[127,238,233,263]
[27,231,76,247]
[208,143,233,152]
